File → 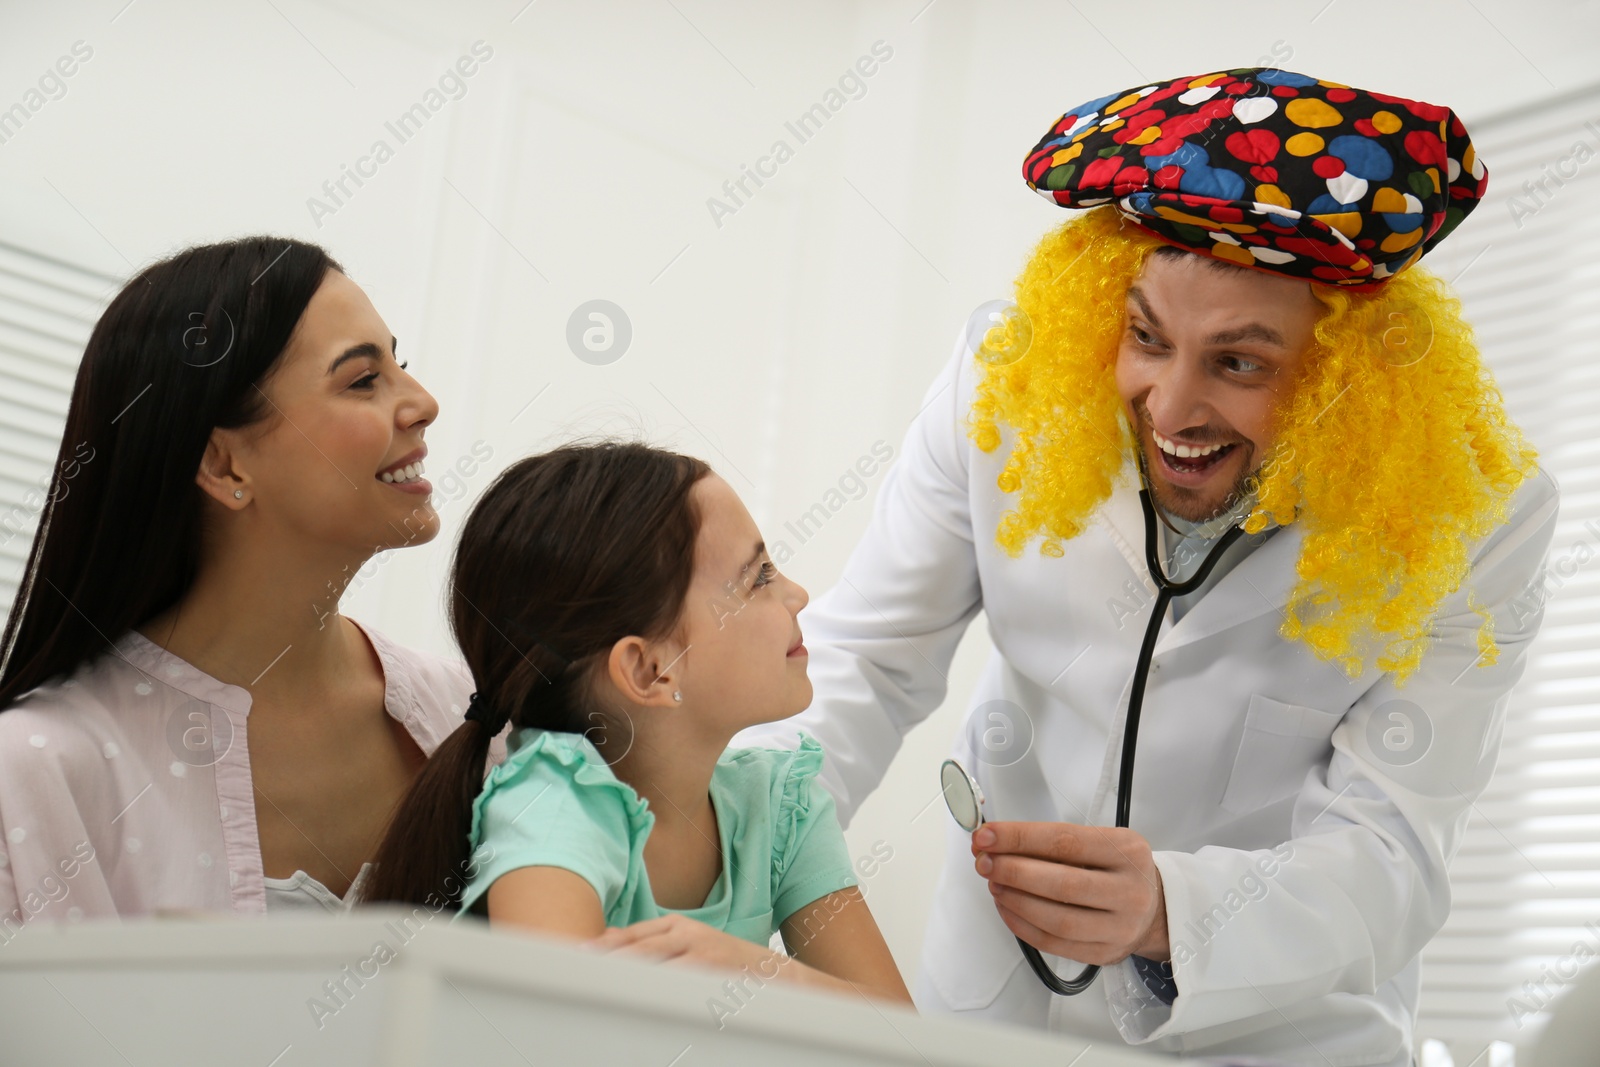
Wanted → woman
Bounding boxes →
[0,237,500,929]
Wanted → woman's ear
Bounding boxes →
[605,636,682,708]
[195,429,250,508]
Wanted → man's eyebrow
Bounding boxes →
[1205,323,1287,348]
[1127,288,1286,349]
[1126,287,1160,329]
[327,337,398,375]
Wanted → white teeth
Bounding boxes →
[1155,431,1226,459]
[381,459,425,484]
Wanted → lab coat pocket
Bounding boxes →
[1219,694,1345,815]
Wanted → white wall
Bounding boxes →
[1,0,1595,995]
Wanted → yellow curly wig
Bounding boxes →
[966,207,1539,684]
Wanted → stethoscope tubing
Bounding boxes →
[1025,483,1244,996]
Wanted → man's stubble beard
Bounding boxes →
[1140,437,1261,525]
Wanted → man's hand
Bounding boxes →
[973,821,1170,965]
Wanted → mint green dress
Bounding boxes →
[455,730,858,945]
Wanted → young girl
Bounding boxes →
[361,441,911,1004]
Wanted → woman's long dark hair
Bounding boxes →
[359,441,711,909]
[0,238,341,708]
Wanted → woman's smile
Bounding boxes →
[378,448,431,495]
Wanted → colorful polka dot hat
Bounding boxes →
[1023,68,1487,288]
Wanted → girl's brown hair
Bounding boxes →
[359,440,712,908]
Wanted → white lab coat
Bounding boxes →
[741,330,1561,1066]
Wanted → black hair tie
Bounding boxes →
[463,635,572,734]
[464,691,511,734]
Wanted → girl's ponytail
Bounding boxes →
[359,712,498,908]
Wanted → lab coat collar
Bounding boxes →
[1092,455,1305,657]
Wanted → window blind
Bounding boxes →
[1414,82,1600,1063]
[0,240,118,617]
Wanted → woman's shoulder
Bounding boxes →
[0,695,106,776]
[0,638,149,757]
[0,640,164,832]
[344,618,510,762]
[348,618,473,712]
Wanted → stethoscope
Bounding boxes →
[940,449,1250,995]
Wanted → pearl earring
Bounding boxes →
[672,691,682,702]
[233,490,244,500]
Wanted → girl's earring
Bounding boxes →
[233,490,244,500]
[672,691,682,703]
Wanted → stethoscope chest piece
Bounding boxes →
[940,758,984,832]
[939,756,1101,996]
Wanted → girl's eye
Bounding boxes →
[753,561,777,588]
[1130,324,1159,348]
[1224,356,1263,374]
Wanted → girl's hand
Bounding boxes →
[587,913,783,974]
[590,898,913,1009]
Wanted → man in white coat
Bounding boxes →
[742,69,1560,1065]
